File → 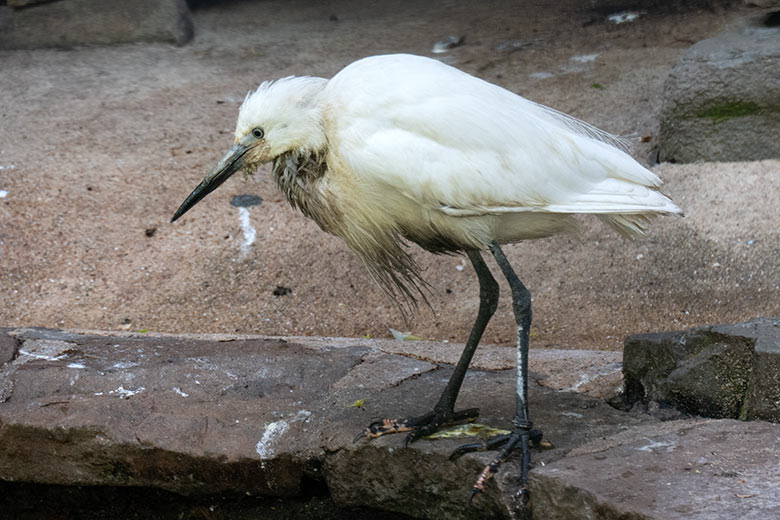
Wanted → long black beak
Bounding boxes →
[171,143,250,223]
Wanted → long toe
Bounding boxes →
[466,427,543,504]
[353,413,435,443]
[449,433,513,461]
[354,408,479,445]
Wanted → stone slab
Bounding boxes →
[531,419,780,520]
[316,336,624,399]
[0,0,193,49]
[1,328,777,519]
[0,328,648,519]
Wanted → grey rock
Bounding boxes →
[326,369,648,519]
[0,328,651,519]
[0,0,193,49]
[531,419,780,520]
[623,318,780,422]
[2,327,779,519]
[720,319,780,422]
[743,0,780,7]
[7,0,54,7]
[530,349,623,399]
[296,335,624,399]
[658,18,780,162]
[0,329,16,367]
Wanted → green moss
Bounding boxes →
[698,101,761,123]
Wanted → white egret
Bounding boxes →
[172,54,682,502]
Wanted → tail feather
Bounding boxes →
[599,214,654,237]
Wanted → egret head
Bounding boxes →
[171,76,327,222]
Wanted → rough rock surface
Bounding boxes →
[623,318,780,422]
[2,328,779,519]
[0,0,193,49]
[7,0,52,7]
[313,336,624,399]
[531,418,780,520]
[659,14,780,162]
[0,329,16,367]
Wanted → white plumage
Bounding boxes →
[325,55,679,222]
[231,54,681,258]
[172,54,682,498]
[208,54,683,300]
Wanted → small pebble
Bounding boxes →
[432,35,465,54]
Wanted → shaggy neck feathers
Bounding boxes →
[273,149,329,223]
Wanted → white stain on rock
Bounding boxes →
[637,438,676,453]
[608,11,642,24]
[17,340,73,363]
[173,387,189,398]
[111,361,139,370]
[108,385,145,399]
[255,410,311,459]
[564,363,622,392]
[570,53,599,63]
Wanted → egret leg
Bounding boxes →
[354,250,499,444]
[451,242,540,505]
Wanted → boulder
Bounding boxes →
[658,15,780,162]
[0,0,193,49]
[623,318,780,422]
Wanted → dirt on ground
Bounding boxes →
[0,0,777,350]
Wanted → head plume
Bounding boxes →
[235,76,328,157]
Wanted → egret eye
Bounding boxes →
[252,127,264,139]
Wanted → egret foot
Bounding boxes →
[450,424,544,504]
[354,407,479,446]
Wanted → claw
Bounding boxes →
[470,461,497,502]
[515,486,530,506]
[465,430,533,503]
[529,428,544,446]
[468,487,481,507]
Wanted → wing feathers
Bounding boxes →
[326,54,682,221]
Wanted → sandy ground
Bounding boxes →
[0,0,777,350]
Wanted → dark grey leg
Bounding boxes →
[429,250,500,417]
[489,242,532,434]
[452,242,538,505]
[355,250,500,444]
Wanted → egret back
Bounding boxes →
[323,54,681,236]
